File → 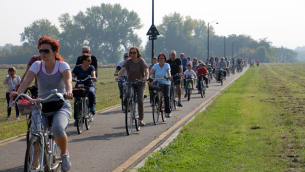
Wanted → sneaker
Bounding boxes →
[184,94,187,98]
[119,94,123,99]
[6,116,10,120]
[206,85,209,88]
[90,107,95,115]
[177,101,183,107]
[139,121,145,126]
[16,116,20,120]
[74,119,77,127]
[61,153,71,172]
[165,113,171,118]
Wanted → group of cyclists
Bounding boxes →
[5,35,251,171]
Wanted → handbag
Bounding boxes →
[41,100,64,113]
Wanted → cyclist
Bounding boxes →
[186,56,192,67]
[216,57,227,81]
[192,57,198,70]
[167,50,183,107]
[10,36,73,171]
[72,54,98,125]
[196,62,209,93]
[237,58,243,72]
[183,64,197,98]
[115,46,148,126]
[180,53,188,89]
[256,59,260,67]
[149,53,172,117]
[225,57,230,76]
[76,46,98,78]
[114,53,129,99]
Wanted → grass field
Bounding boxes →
[0,67,127,141]
[138,63,305,171]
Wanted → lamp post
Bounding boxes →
[146,0,159,63]
[224,36,226,58]
[207,21,218,60]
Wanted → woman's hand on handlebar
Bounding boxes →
[92,77,97,82]
[64,92,73,100]
[143,78,148,83]
[168,75,172,81]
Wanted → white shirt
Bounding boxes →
[117,60,127,76]
[184,70,196,79]
[3,75,21,93]
[30,60,70,75]
[187,61,193,66]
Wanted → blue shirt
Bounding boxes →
[181,58,188,70]
[152,63,171,85]
[72,65,95,87]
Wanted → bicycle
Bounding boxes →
[72,75,94,134]
[124,79,143,135]
[216,68,226,86]
[185,77,193,101]
[170,74,179,111]
[198,74,207,98]
[15,89,64,172]
[150,77,168,125]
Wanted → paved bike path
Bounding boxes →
[0,68,248,172]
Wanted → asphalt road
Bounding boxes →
[0,68,247,172]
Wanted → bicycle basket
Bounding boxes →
[72,88,88,97]
[17,97,35,116]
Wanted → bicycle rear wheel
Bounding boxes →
[160,96,166,122]
[85,98,91,130]
[76,100,83,134]
[49,138,61,171]
[24,136,47,171]
[152,95,159,125]
[125,99,133,135]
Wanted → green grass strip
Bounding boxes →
[138,64,300,172]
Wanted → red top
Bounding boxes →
[196,67,208,76]
[28,55,42,66]
[256,60,259,64]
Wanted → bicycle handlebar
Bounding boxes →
[14,89,65,103]
[72,75,93,83]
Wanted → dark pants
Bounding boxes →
[6,93,19,117]
[126,83,146,121]
[218,70,226,81]
[151,85,171,113]
[197,77,208,90]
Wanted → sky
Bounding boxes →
[1,0,305,50]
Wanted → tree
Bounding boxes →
[58,3,143,63]
[20,19,60,47]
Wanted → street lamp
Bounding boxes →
[207,21,218,60]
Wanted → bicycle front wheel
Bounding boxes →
[24,136,47,172]
[200,83,205,98]
[125,99,133,135]
[26,119,32,145]
[152,95,159,125]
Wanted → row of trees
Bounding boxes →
[0,3,298,64]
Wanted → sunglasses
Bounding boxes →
[82,51,89,53]
[124,56,129,57]
[86,59,92,62]
[39,49,51,54]
[130,52,137,54]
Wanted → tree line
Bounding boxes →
[0,3,298,64]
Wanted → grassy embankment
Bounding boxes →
[139,63,305,171]
[0,67,124,141]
